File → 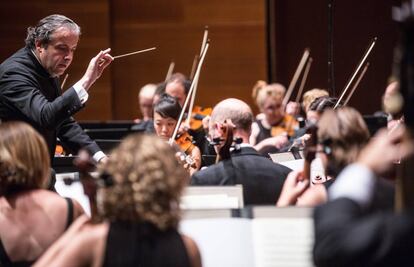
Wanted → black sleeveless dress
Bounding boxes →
[103,221,191,267]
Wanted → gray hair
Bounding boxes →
[25,14,81,49]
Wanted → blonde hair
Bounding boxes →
[0,122,50,195]
[251,80,267,102]
[318,107,369,177]
[255,83,286,109]
[98,134,188,230]
[302,88,329,112]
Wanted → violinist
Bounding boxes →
[191,98,291,205]
[153,94,201,174]
[134,83,156,123]
[165,73,191,107]
[131,83,157,133]
[382,79,404,131]
[277,107,394,209]
[301,88,329,114]
[249,83,299,156]
[165,72,214,165]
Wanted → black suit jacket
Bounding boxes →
[313,197,414,267]
[191,146,292,205]
[0,47,100,158]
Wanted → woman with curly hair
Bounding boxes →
[35,134,201,267]
[0,121,84,266]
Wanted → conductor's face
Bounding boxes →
[35,27,79,77]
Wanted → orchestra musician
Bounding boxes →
[313,126,414,267]
[34,134,201,267]
[0,14,113,164]
[131,83,157,133]
[165,73,191,108]
[191,98,292,205]
[301,88,329,114]
[0,122,84,266]
[164,72,214,165]
[135,83,157,123]
[277,107,394,210]
[153,94,201,174]
[249,83,298,156]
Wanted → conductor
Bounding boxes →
[0,14,113,162]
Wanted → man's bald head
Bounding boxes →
[210,98,254,135]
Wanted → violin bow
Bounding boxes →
[343,62,370,106]
[189,26,208,80]
[282,49,311,107]
[295,57,313,103]
[165,61,175,82]
[334,37,377,109]
[285,53,312,134]
[169,41,210,145]
[186,26,209,126]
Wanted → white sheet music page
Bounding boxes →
[180,218,254,267]
[252,217,314,267]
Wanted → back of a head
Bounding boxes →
[98,134,188,230]
[210,98,254,134]
[25,14,81,50]
[0,122,50,196]
[251,80,268,104]
[309,96,337,113]
[302,88,329,113]
[139,84,157,99]
[318,107,370,177]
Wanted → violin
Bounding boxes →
[210,119,242,163]
[270,114,298,137]
[171,133,198,172]
[175,131,196,155]
[189,105,212,131]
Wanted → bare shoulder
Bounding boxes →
[182,234,202,267]
[53,222,109,267]
[83,223,109,267]
[71,199,85,218]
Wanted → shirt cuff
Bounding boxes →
[329,163,376,208]
[73,81,89,104]
[92,151,106,163]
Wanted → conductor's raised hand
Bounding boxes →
[80,48,114,91]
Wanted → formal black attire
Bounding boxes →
[103,221,191,267]
[313,198,414,267]
[0,47,100,158]
[191,146,291,205]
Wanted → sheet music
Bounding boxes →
[252,218,314,267]
[279,159,304,171]
[55,172,91,216]
[180,218,255,267]
[181,194,240,209]
[278,158,326,183]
